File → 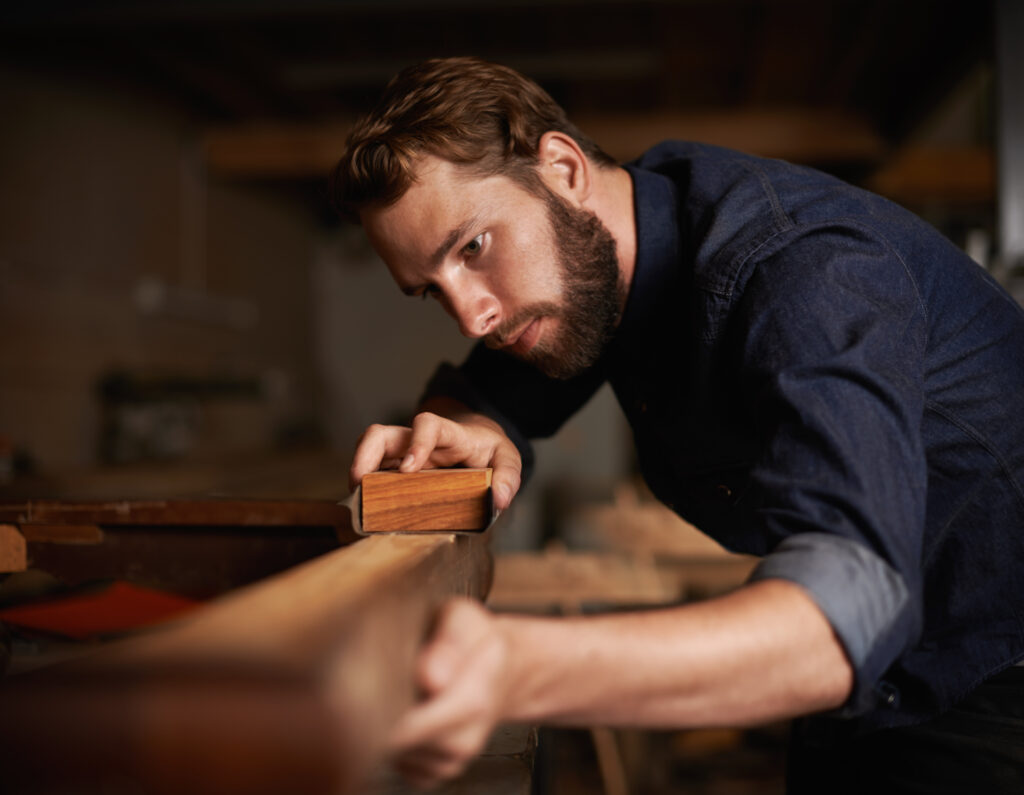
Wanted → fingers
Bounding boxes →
[349,424,412,490]
[387,599,506,788]
[402,412,453,472]
[387,684,494,789]
[489,442,522,512]
[417,599,490,696]
[387,692,490,764]
[350,412,525,512]
[353,414,464,488]
[393,746,471,790]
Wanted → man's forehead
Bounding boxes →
[360,161,477,267]
[369,157,513,235]
[407,153,476,187]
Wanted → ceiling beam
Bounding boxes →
[574,108,885,164]
[203,107,887,180]
[204,120,355,178]
[865,146,995,206]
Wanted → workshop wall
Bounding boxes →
[0,66,320,476]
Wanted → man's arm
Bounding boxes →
[499,578,852,726]
[387,579,852,787]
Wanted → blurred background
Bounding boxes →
[1,1,1020,792]
[0,0,1013,514]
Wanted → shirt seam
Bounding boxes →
[924,399,1024,513]
[745,161,794,232]
[701,217,932,327]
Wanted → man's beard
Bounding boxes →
[490,189,624,380]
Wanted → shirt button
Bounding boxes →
[876,681,900,708]
[716,484,732,499]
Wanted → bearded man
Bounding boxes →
[331,57,1024,793]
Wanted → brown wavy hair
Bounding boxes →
[330,56,615,220]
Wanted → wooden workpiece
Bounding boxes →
[0,498,354,530]
[361,468,492,533]
[0,523,27,572]
[0,498,361,598]
[489,547,680,611]
[0,528,494,795]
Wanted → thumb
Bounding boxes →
[489,448,522,512]
[418,633,461,696]
[416,599,491,696]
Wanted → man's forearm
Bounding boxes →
[495,578,853,728]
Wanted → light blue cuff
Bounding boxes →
[748,532,915,713]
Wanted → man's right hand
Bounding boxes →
[349,407,522,511]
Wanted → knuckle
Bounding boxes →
[446,735,480,763]
[435,758,468,783]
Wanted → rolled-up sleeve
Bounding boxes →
[748,533,916,714]
[733,222,930,714]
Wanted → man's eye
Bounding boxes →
[463,234,484,256]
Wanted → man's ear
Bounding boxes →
[536,131,592,205]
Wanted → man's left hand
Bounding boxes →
[388,598,511,788]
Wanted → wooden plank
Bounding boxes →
[489,549,680,610]
[18,523,105,544]
[0,450,349,504]
[0,498,354,531]
[662,558,760,600]
[568,488,737,560]
[866,145,995,205]
[559,485,759,601]
[23,524,344,599]
[361,468,492,533]
[0,530,493,795]
[2,500,360,591]
[489,550,756,610]
[0,524,27,572]
[602,108,884,165]
[202,109,885,180]
[204,120,356,177]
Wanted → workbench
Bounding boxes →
[0,496,523,794]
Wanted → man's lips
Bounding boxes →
[507,317,542,356]
[489,318,542,356]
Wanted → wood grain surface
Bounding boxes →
[361,468,492,533]
[0,498,352,529]
[0,530,493,795]
[0,523,27,572]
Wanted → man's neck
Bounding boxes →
[588,165,637,311]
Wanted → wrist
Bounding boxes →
[491,613,564,724]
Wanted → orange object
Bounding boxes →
[361,468,492,533]
[0,581,199,640]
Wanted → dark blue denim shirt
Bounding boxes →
[424,141,1024,733]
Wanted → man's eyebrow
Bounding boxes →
[429,217,478,269]
[397,216,481,296]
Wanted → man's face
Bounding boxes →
[361,155,623,379]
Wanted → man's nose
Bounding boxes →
[444,287,500,338]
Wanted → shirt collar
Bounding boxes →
[611,163,681,349]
